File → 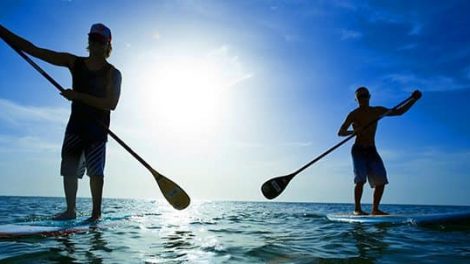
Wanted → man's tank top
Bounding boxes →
[66,57,111,142]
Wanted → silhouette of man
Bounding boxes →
[338,87,421,215]
[0,24,121,221]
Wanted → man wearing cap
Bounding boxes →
[338,87,421,215]
[0,24,121,221]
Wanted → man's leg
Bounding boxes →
[372,184,387,215]
[90,176,104,221]
[85,141,106,221]
[371,148,388,215]
[53,177,78,220]
[354,182,367,215]
[56,134,84,220]
[64,176,78,213]
[352,145,368,215]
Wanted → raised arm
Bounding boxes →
[387,90,422,116]
[0,24,76,68]
[338,112,354,137]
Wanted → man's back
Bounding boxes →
[349,106,388,146]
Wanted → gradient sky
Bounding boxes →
[1,0,469,206]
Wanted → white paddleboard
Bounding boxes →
[326,211,470,224]
[0,218,95,238]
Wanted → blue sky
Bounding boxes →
[1,0,469,206]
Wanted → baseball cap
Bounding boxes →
[88,23,112,44]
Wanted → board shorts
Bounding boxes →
[60,134,106,178]
[351,144,388,188]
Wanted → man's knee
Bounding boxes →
[355,182,366,187]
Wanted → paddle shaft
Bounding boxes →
[3,39,161,179]
[291,95,415,176]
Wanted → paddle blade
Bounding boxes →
[261,174,294,200]
[152,171,191,210]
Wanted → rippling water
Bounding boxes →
[0,196,469,263]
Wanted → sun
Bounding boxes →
[140,55,226,138]
[131,45,252,142]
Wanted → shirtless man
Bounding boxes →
[338,87,421,215]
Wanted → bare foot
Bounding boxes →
[53,211,76,220]
[353,210,369,216]
[85,214,101,223]
[371,210,389,216]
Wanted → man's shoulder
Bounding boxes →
[73,56,86,63]
[349,107,362,115]
[349,106,385,117]
[110,65,122,76]
[371,106,388,113]
[106,63,122,78]
[371,105,387,109]
[68,56,83,69]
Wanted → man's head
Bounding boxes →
[87,23,112,58]
[355,87,370,106]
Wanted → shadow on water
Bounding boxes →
[245,218,392,264]
[163,230,194,247]
[0,227,112,264]
[83,229,113,264]
[348,223,389,264]
[144,228,197,263]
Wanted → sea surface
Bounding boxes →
[0,196,469,263]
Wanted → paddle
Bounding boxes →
[1,38,190,210]
[261,94,416,200]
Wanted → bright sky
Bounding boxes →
[1,0,469,206]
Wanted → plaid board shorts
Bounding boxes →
[351,144,388,188]
[60,134,106,178]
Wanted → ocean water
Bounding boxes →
[0,196,469,263]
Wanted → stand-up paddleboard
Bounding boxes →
[326,211,470,224]
[0,217,103,238]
